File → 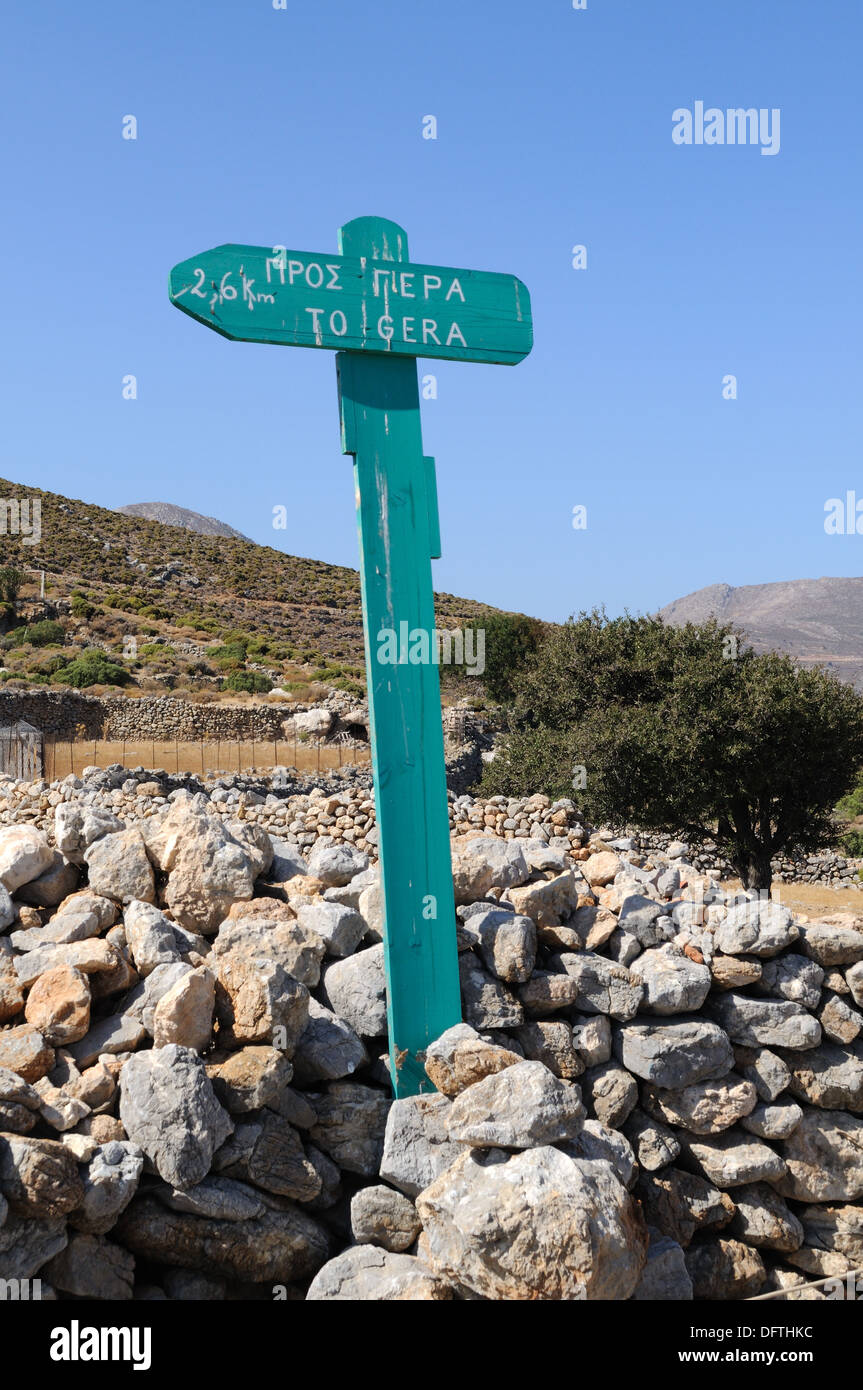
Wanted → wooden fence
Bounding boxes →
[42,735,372,780]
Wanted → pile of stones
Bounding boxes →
[1,768,860,891]
[1,798,862,1302]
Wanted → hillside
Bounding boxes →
[658,577,863,687]
[116,502,250,541]
[0,477,501,700]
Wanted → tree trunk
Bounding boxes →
[737,845,773,893]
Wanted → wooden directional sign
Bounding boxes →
[169,241,532,365]
[169,217,533,1097]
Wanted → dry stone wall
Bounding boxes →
[0,770,862,1302]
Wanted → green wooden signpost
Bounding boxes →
[169,217,533,1097]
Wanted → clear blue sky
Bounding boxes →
[2,0,861,622]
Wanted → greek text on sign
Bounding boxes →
[169,244,532,365]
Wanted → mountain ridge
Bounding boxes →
[658,576,863,687]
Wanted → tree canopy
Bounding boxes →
[482,610,863,889]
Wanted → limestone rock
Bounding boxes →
[709,993,821,1050]
[307,1245,451,1300]
[557,951,644,1021]
[45,1230,135,1300]
[0,1134,84,1218]
[214,911,325,989]
[116,1192,331,1283]
[450,837,530,904]
[55,803,123,865]
[245,1111,321,1201]
[446,1060,585,1149]
[380,1093,460,1195]
[734,1045,791,1102]
[515,1020,584,1079]
[321,943,388,1037]
[296,901,366,958]
[685,1238,765,1299]
[0,1210,67,1279]
[350,1184,422,1253]
[681,1128,787,1188]
[152,967,215,1051]
[615,1018,734,1090]
[616,893,675,948]
[67,1012,147,1068]
[15,852,79,908]
[292,999,367,1085]
[207,1045,293,1112]
[740,1098,803,1140]
[72,1140,144,1235]
[84,828,156,904]
[581,850,621,887]
[730,1182,803,1252]
[714,900,798,957]
[631,945,711,1015]
[215,952,309,1051]
[460,907,536,984]
[14,938,118,989]
[0,825,54,893]
[24,965,90,1046]
[758,953,824,1009]
[308,1080,391,1176]
[624,1108,681,1171]
[784,1042,863,1111]
[582,1060,638,1128]
[0,1024,54,1082]
[417,1146,648,1301]
[119,1044,233,1189]
[518,969,580,1017]
[637,1167,734,1247]
[122,900,179,976]
[306,841,368,886]
[424,1023,520,1097]
[142,798,262,932]
[799,921,863,968]
[459,954,523,1030]
[631,1230,693,1300]
[642,1076,757,1135]
[561,1118,638,1190]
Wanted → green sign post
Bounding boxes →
[170,217,533,1096]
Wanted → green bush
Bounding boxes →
[210,640,248,670]
[70,596,97,620]
[840,829,863,858]
[221,670,271,694]
[51,650,129,689]
[461,612,546,703]
[0,568,24,603]
[483,609,863,892]
[6,619,65,648]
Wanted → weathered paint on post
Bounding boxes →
[336,216,462,1096]
[168,217,533,1096]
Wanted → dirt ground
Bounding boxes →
[721,878,863,919]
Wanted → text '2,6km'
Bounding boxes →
[169,243,532,365]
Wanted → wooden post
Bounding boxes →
[336,216,462,1096]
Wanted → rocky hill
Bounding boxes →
[116,503,250,541]
[0,478,500,699]
[659,577,863,687]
